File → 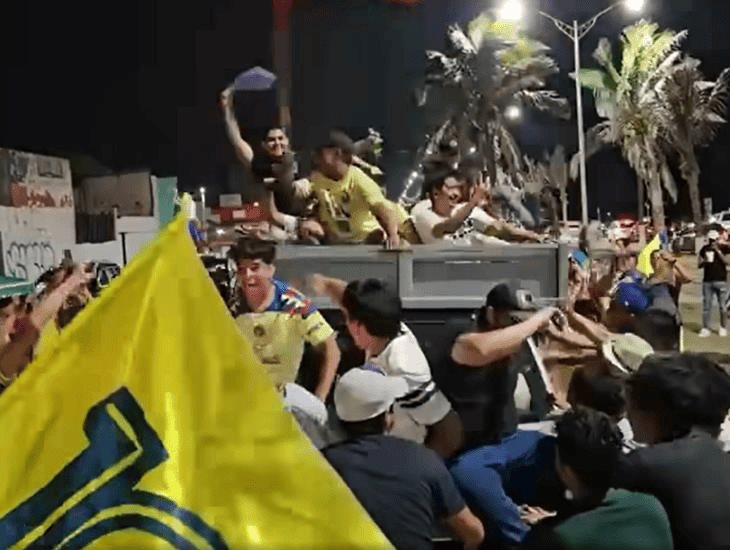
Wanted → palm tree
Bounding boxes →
[576,21,687,229]
[656,58,730,223]
[405,15,569,203]
[545,145,569,223]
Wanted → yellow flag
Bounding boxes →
[0,207,390,549]
[637,234,661,277]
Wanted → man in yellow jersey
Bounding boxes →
[310,130,412,247]
[230,238,340,401]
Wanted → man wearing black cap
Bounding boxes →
[310,130,409,247]
[442,283,559,546]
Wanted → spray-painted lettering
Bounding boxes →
[4,240,57,281]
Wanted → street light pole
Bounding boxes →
[573,19,589,226]
[535,1,643,225]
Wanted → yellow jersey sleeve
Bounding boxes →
[299,309,334,347]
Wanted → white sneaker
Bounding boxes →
[699,328,712,338]
[720,328,728,337]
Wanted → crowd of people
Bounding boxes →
[219,86,555,247]
[227,236,730,550]
[2,91,730,550]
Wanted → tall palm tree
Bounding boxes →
[405,15,569,203]
[656,58,730,223]
[576,21,687,229]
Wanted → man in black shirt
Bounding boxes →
[443,283,559,546]
[698,230,728,337]
[615,353,730,550]
[220,87,323,240]
[324,368,484,550]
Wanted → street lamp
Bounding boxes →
[499,0,645,224]
[199,186,207,231]
[505,105,522,121]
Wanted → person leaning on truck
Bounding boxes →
[443,283,560,546]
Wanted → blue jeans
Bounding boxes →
[449,430,555,545]
[702,281,727,329]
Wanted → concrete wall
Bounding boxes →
[71,215,158,266]
[0,149,73,208]
[0,167,174,277]
[0,206,75,280]
[80,171,153,216]
[0,207,160,277]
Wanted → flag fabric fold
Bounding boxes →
[0,205,390,549]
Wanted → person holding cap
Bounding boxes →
[324,368,484,550]
[310,130,410,247]
[443,283,560,546]
[698,229,728,337]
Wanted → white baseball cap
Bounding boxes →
[334,368,409,423]
[708,230,721,241]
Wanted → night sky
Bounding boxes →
[1,0,729,219]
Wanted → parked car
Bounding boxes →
[709,211,730,232]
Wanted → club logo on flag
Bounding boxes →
[0,387,227,549]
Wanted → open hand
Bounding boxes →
[519,505,556,526]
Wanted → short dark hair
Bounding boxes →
[314,129,355,154]
[634,310,680,352]
[556,408,623,493]
[340,413,388,439]
[568,370,626,419]
[265,126,286,137]
[229,238,276,265]
[341,279,401,339]
[628,353,730,439]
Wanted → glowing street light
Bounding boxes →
[498,0,525,22]
[625,0,646,13]
[505,105,522,121]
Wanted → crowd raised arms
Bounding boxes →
[2,227,730,549]
[219,227,728,549]
[208,85,730,547]
[217,86,561,249]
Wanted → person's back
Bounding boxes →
[617,353,730,550]
[615,432,730,550]
[550,489,672,550]
[325,434,464,550]
[326,368,484,550]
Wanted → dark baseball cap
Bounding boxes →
[485,283,538,312]
[314,130,355,154]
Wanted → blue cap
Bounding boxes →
[614,282,650,314]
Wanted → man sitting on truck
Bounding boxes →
[310,131,415,247]
[411,168,543,245]
[220,87,324,241]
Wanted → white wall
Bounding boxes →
[0,206,75,280]
[71,216,158,267]
[0,206,160,277]
[0,167,167,277]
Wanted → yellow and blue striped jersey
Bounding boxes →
[235,279,334,388]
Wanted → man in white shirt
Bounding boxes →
[308,274,464,458]
[412,170,542,245]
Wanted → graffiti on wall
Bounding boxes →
[1,149,73,209]
[2,239,57,281]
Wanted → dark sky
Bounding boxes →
[1,0,729,219]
